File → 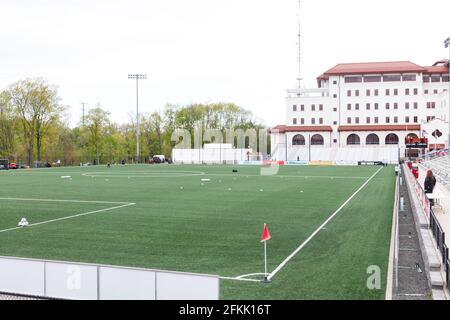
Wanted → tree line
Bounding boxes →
[0,78,267,166]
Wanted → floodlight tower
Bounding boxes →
[128,74,147,163]
[297,0,303,89]
[445,37,450,148]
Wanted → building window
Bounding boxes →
[413,116,418,123]
[374,103,379,110]
[293,118,297,125]
[300,118,305,125]
[333,94,337,98]
[366,103,370,110]
[355,117,360,124]
[405,102,410,109]
[347,117,352,124]
[427,116,436,122]
[394,89,398,96]
[403,74,416,81]
[413,88,418,95]
[374,89,379,96]
[319,104,323,111]
[386,117,390,123]
[432,102,436,109]
[394,116,398,123]
[292,134,306,146]
[434,89,438,94]
[423,75,430,82]
[311,134,325,146]
[333,139,338,143]
[347,90,352,97]
[443,75,450,82]
[311,118,316,125]
[386,89,390,96]
[386,103,390,110]
[431,75,441,83]
[333,80,337,85]
[311,104,316,111]
[405,116,410,123]
[333,121,337,125]
[301,105,305,111]
[293,105,297,112]
[413,102,418,109]
[366,117,371,124]
[374,117,379,124]
[355,90,360,97]
[344,76,363,83]
[405,88,410,95]
[383,75,401,82]
[347,104,351,110]
[385,133,399,145]
[424,89,429,94]
[364,76,382,82]
[347,134,361,145]
[366,89,370,96]
[319,118,324,125]
[333,108,337,112]
[355,104,360,110]
[394,103,398,110]
[366,134,380,145]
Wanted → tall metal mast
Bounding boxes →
[297,0,303,89]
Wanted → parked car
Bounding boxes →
[8,163,17,169]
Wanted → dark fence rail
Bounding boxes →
[430,208,450,291]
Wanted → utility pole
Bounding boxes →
[445,37,450,149]
[128,74,147,163]
[81,102,87,126]
[297,0,303,89]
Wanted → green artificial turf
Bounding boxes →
[0,164,395,299]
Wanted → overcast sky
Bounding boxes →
[1,0,449,127]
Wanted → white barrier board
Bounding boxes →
[99,267,156,300]
[156,272,219,300]
[0,257,45,297]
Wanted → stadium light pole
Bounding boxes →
[445,37,450,149]
[128,74,147,163]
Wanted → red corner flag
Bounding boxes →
[261,223,271,242]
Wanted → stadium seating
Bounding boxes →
[421,150,450,188]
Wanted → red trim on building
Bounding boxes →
[271,125,333,133]
[322,61,425,76]
[338,125,421,132]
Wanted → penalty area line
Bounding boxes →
[267,166,384,281]
[0,202,136,234]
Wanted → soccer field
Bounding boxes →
[0,164,395,300]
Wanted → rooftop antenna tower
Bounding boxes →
[296,0,303,89]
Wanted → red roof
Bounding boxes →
[323,61,425,76]
[423,66,449,74]
[271,125,333,133]
[338,125,421,132]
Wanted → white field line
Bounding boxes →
[267,166,384,281]
[220,276,261,283]
[0,197,131,205]
[0,200,136,234]
[201,173,370,180]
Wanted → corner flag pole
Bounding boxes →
[261,223,271,282]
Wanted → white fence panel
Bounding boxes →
[0,257,44,297]
[45,262,98,300]
[156,271,219,300]
[99,267,156,300]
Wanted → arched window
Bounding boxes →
[385,133,399,145]
[405,133,419,144]
[311,134,324,146]
[347,134,361,145]
[292,134,306,146]
[366,134,380,145]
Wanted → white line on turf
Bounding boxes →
[0,202,136,234]
[220,276,262,283]
[267,166,384,281]
[0,197,131,205]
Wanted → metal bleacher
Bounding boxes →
[422,149,450,188]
